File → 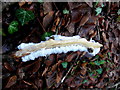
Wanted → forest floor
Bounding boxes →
[2,2,120,89]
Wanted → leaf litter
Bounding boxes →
[2,2,120,89]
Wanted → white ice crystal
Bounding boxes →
[17,35,102,62]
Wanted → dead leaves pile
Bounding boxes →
[2,2,120,89]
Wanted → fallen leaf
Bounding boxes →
[4,62,14,72]
[56,72,62,83]
[34,78,43,88]
[61,62,68,68]
[42,67,48,76]
[19,2,26,7]
[102,32,108,42]
[79,12,91,26]
[43,11,54,29]
[43,2,53,14]
[46,71,56,88]
[5,75,17,88]
[65,52,78,62]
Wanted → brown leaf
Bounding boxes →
[43,11,54,29]
[5,75,17,88]
[79,12,91,26]
[34,78,43,88]
[4,62,14,72]
[43,2,53,14]
[54,17,60,26]
[46,71,56,88]
[51,60,62,72]
[71,9,83,23]
[70,3,91,23]
[89,31,97,39]
[65,52,79,62]
[102,32,108,42]
[19,2,26,7]
[81,62,88,68]
[45,60,53,67]
[27,60,40,74]
[56,72,62,83]
[67,23,75,34]
[42,67,48,76]
[45,54,56,67]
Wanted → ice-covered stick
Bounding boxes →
[14,35,103,62]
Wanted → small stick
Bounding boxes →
[61,65,73,83]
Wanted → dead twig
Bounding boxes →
[61,65,73,83]
[107,82,120,89]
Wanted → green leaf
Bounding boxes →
[95,7,102,16]
[117,9,120,15]
[82,80,88,84]
[94,60,100,66]
[96,68,103,74]
[94,55,99,59]
[41,32,53,40]
[61,62,68,68]
[89,62,95,65]
[101,4,104,7]
[94,1,99,7]
[63,9,69,14]
[93,75,98,78]
[38,0,44,3]
[89,72,94,76]
[16,9,35,26]
[99,60,106,64]
[8,21,19,34]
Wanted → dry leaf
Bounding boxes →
[19,2,26,7]
[42,67,48,76]
[4,62,14,72]
[79,12,91,26]
[5,75,17,88]
[43,11,54,29]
